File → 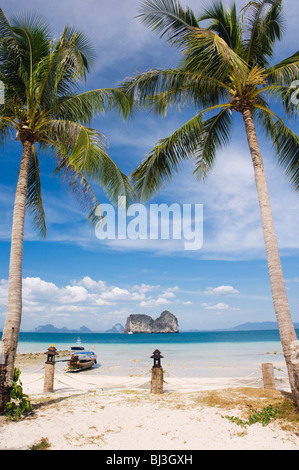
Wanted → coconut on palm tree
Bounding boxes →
[0,10,133,412]
[121,0,299,405]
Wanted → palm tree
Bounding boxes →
[0,10,133,412]
[121,0,299,405]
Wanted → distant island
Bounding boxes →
[35,324,92,334]
[224,321,299,331]
[31,320,299,334]
[105,323,124,334]
[124,311,179,334]
[186,321,299,332]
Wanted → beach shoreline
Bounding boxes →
[15,350,290,395]
[0,351,297,450]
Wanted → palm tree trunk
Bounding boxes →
[242,107,299,406]
[0,140,32,413]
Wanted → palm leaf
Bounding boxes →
[52,155,100,220]
[48,120,134,207]
[9,11,52,112]
[0,9,28,102]
[137,0,199,44]
[193,106,233,179]
[31,33,92,120]
[131,112,205,201]
[265,51,299,85]
[61,26,96,72]
[242,0,284,66]
[0,116,15,144]
[50,88,134,123]
[181,26,248,81]
[273,120,299,190]
[0,8,23,58]
[198,1,244,54]
[120,68,232,115]
[254,104,299,190]
[26,145,46,237]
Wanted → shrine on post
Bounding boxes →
[150,349,164,394]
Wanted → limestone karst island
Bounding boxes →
[124,311,179,334]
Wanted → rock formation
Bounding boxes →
[124,311,178,334]
[105,323,125,333]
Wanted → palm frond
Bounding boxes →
[60,26,96,72]
[0,8,23,60]
[265,51,299,85]
[0,9,28,102]
[31,31,94,120]
[257,82,299,116]
[198,1,244,54]
[26,145,46,237]
[120,68,232,115]
[193,106,233,180]
[50,88,134,124]
[52,156,100,221]
[0,116,14,145]
[242,0,284,66]
[9,11,52,111]
[181,26,248,81]
[48,120,135,207]
[10,10,51,64]
[273,120,299,190]
[131,112,205,201]
[137,0,198,44]
[254,104,299,190]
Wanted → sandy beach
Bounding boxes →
[0,352,298,450]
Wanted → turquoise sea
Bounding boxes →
[8,329,299,378]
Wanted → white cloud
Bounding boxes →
[139,297,171,308]
[101,286,145,301]
[201,302,240,311]
[202,302,230,310]
[23,277,59,299]
[132,283,160,294]
[0,276,187,329]
[204,285,239,296]
[139,286,182,308]
[74,276,106,291]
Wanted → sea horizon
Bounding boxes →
[5,318,299,334]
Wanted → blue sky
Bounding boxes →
[0,0,298,332]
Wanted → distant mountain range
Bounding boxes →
[223,321,299,331]
[35,324,92,333]
[105,323,124,334]
[34,323,125,333]
[32,321,299,334]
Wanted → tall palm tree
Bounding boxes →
[0,10,133,412]
[121,0,299,405]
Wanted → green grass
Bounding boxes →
[30,438,51,450]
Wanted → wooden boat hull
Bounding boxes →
[66,354,95,372]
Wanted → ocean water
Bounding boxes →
[8,329,298,378]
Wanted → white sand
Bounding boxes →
[0,368,298,450]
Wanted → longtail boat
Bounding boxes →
[66,339,97,372]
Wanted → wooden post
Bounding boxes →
[44,362,55,392]
[262,363,276,390]
[151,366,163,394]
[43,345,58,393]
